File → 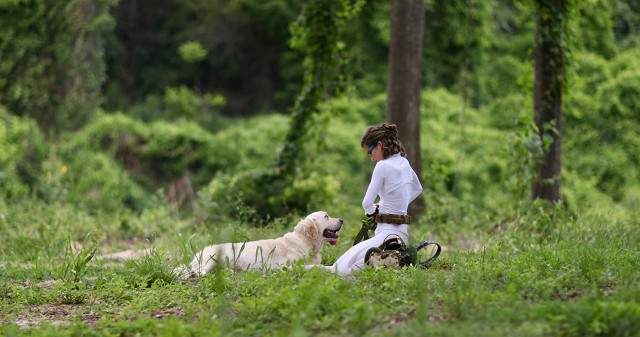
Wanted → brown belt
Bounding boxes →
[374,213,412,224]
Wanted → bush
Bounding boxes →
[199,167,341,225]
[62,151,148,212]
[420,89,523,211]
[476,54,530,104]
[0,108,47,200]
[126,86,227,132]
[564,48,640,208]
[208,114,289,173]
[198,109,363,223]
[63,113,218,203]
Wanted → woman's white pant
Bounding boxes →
[327,223,408,277]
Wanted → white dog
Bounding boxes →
[174,211,343,278]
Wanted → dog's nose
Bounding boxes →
[339,218,344,224]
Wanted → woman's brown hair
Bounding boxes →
[360,123,406,158]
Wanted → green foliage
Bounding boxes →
[216,0,367,221]
[564,47,640,208]
[104,0,304,116]
[613,0,640,49]
[494,6,526,55]
[278,0,365,175]
[420,89,526,211]
[201,167,342,225]
[340,0,391,95]
[59,233,99,285]
[1,1,640,335]
[0,0,117,132]
[423,0,491,98]
[208,114,288,172]
[534,0,573,101]
[126,86,227,132]
[68,151,148,212]
[197,99,371,224]
[0,108,47,199]
[1,200,639,336]
[0,110,228,213]
[63,113,217,208]
[164,87,221,122]
[231,268,383,332]
[54,281,90,305]
[532,299,640,336]
[476,54,531,105]
[572,0,618,57]
[597,65,640,120]
[123,248,176,288]
[569,51,612,100]
[24,115,145,212]
[179,41,208,64]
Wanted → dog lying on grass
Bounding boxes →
[174,211,343,278]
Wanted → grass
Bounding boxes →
[1,199,639,336]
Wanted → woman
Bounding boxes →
[328,123,423,276]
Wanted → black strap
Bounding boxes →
[412,240,442,268]
[353,217,377,246]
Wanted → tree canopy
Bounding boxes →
[1,0,639,219]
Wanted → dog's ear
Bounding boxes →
[295,216,320,242]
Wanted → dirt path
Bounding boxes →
[97,248,151,260]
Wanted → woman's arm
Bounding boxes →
[409,168,423,202]
[362,163,386,215]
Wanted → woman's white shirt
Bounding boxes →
[361,153,423,216]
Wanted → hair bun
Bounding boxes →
[383,123,397,137]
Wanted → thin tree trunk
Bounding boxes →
[531,0,565,202]
[386,0,425,215]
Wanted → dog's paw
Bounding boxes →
[172,266,193,281]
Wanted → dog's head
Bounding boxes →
[294,211,343,246]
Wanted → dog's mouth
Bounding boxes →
[323,226,341,246]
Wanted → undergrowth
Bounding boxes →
[1,199,638,336]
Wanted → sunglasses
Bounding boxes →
[367,142,378,155]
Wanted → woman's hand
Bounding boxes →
[366,204,379,218]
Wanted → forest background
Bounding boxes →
[1,0,640,335]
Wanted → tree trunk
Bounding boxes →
[531,0,565,203]
[386,0,426,215]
